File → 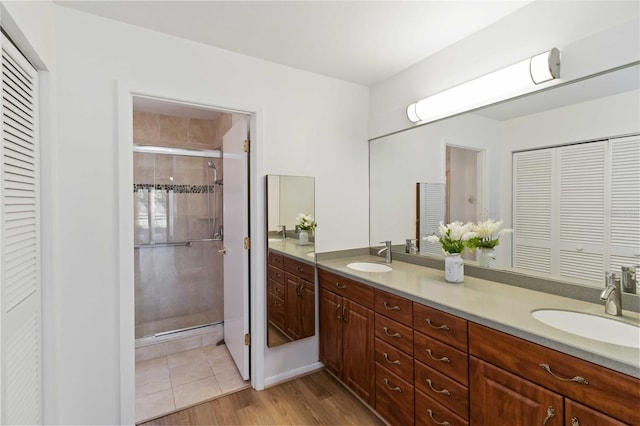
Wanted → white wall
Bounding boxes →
[54,6,368,424]
[370,113,501,245]
[370,1,640,138]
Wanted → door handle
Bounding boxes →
[218,247,227,254]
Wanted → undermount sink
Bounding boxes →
[346,262,393,273]
[532,309,640,348]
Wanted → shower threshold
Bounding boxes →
[153,321,223,338]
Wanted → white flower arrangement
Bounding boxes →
[295,213,317,232]
[468,219,512,251]
[424,221,476,254]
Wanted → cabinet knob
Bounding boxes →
[543,406,556,426]
[570,417,580,426]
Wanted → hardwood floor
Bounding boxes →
[141,370,385,425]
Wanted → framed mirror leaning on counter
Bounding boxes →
[265,175,317,348]
[370,63,640,293]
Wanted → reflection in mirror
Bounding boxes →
[370,64,640,289]
[266,175,316,348]
[417,183,445,256]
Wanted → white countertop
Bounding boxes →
[316,254,640,378]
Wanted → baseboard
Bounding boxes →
[263,361,325,388]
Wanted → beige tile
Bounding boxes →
[133,111,160,145]
[215,368,248,394]
[169,359,212,387]
[167,347,206,368]
[136,355,168,374]
[159,114,188,148]
[136,367,171,398]
[201,329,223,347]
[164,335,202,357]
[136,343,165,363]
[188,118,215,149]
[135,388,175,423]
[173,376,223,410]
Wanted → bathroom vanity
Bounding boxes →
[317,256,640,426]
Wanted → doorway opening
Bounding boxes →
[445,145,485,260]
[130,96,251,423]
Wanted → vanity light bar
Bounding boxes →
[407,48,561,124]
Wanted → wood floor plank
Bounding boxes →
[142,370,384,425]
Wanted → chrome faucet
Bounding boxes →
[405,238,418,254]
[378,240,392,263]
[600,272,622,316]
[277,225,286,239]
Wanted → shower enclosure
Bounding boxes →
[133,147,224,338]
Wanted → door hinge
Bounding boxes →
[244,333,251,346]
[243,237,251,249]
[243,140,250,153]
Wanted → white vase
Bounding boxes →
[478,248,495,267]
[298,230,309,245]
[445,253,464,283]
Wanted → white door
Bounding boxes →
[222,115,250,380]
[0,33,42,424]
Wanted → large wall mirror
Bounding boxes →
[370,63,640,290]
[266,175,316,348]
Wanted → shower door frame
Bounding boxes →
[117,82,265,425]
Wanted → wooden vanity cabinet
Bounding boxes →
[373,290,415,425]
[267,250,315,344]
[319,269,375,405]
[469,322,640,425]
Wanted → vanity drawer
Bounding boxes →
[414,331,468,386]
[268,251,284,268]
[413,302,468,352]
[375,364,415,426]
[415,389,469,426]
[268,265,285,284]
[318,268,374,308]
[267,292,285,330]
[469,322,640,425]
[415,360,469,420]
[283,256,315,282]
[374,289,413,326]
[375,337,414,384]
[565,398,627,426]
[268,279,285,300]
[375,313,413,356]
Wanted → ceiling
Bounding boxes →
[55,0,531,86]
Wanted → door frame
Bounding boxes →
[116,81,265,424]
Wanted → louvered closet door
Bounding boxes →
[513,149,554,274]
[557,141,606,282]
[0,33,41,424]
[420,182,446,256]
[609,135,640,273]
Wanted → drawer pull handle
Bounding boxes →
[335,304,342,320]
[342,306,347,323]
[425,319,450,331]
[426,409,450,426]
[296,267,303,272]
[336,283,347,290]
[539,363,589,385]
[383,327,401,338]
[543,406,555,426]
[296,283,302,297]
[425,379,451,396]
[426,349,450,363]
[383,301,401,311]
[570,417,580,426]
[383,353,401,365]
[383,378,401,393]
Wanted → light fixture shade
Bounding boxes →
[407,48,560,124]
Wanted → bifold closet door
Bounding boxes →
[0,32,41,424]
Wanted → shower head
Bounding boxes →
[207,161,216,169]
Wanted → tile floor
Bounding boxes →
[135,344,249,423]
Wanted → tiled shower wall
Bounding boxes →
[133,111,232,338]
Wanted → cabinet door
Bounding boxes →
[319,289,343,377]
[470,357,563,426]
[299,279,315,340]
[285,273,302,340]
[343,299,375,405]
